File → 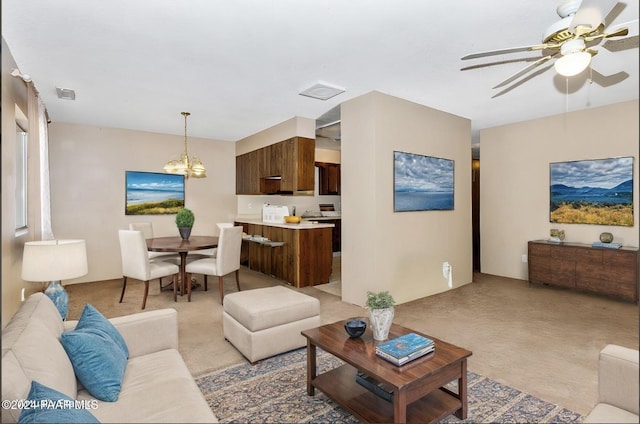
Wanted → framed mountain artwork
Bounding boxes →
[549,157,634,226]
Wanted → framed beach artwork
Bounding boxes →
[125,171,185,215]
[393,151,454,212]
[549,157,634,226]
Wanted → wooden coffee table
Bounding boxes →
[301,320,472,424]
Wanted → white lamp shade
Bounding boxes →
[554,52,592,77]
[22,240,88,282]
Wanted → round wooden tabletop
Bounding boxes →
[146,236,219,252]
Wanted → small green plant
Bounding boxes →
[365,291,396,310]
[175,208,195,228]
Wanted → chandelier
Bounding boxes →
[163,112,206,178]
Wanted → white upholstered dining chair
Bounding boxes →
[118,229,180,309]
[190,222,235,259]
[129,222,180,262]
[185,225,242,304]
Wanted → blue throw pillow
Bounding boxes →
[60,304,128,402]
[74,304,129,358]
[18,380,100,423]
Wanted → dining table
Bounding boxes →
[146,235,219,298]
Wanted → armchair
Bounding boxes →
[584,344,639,423]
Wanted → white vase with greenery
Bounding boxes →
[365,291,396,341]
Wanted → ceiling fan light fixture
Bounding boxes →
[554,51,592,76]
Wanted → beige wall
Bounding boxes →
[341,91,473,307]
[481,100,639,280]
[235,116,315,155]
[1,38,47,327]
[6,51,636,326]
[47,123,237,284]
[315,148,341,163]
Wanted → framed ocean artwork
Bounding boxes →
[549,157,634,226]
[125,171,185,215]
[394,151,454,212]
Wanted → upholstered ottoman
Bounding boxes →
[223,286,321,363]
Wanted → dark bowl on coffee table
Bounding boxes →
[344,319,367,338]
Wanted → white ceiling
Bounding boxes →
[2,0,638,151]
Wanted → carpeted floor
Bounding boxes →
[63,259,639,416]
[196,348,583,423]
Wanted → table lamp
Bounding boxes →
[21,239,88,320]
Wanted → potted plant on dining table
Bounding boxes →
[176,208,195,240]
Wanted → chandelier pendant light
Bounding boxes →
[163,112,206,179]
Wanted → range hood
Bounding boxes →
[260,176,312,195]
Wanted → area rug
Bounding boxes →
[196,348,583,423]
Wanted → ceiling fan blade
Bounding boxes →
[461,44,554,60]
[605,19,639,38]
[569,0,618,33]
[492,52,559,89]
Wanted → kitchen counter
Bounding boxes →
[235,217,335,229]
[234,219,333,288]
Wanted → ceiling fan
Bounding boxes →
[461,0,638,89]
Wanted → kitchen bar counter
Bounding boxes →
[234,217,335,229]
[234,219,333,288]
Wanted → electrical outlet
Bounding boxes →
[442,262,451,278]
[521,254,527,263]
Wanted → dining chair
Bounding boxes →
[185,225,242,304]
[189,222,234,259]
[129,222,180,262]
[118,230,180,309]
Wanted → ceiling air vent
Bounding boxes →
[56,87,76,100]
[299,81,345,101]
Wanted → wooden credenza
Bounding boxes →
[528,240,639,303]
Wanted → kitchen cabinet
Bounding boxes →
[322,218,341,252]
[528,240,639,303]
[236,150,261,194]
[236,221,333,287]
[236,137,315,195]
[316,162,341,195]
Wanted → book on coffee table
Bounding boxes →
[376,333,435,366]
[376,344,434,366]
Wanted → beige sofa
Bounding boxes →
[2,293,217,423]
[584,344,639,424]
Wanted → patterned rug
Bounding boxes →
[196,348,583,423]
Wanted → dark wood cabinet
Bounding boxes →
[236,137,315,194]
[322,219,341,252]
[235,150,261,194]
[316,162,340,195]
[528,240,639,302]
